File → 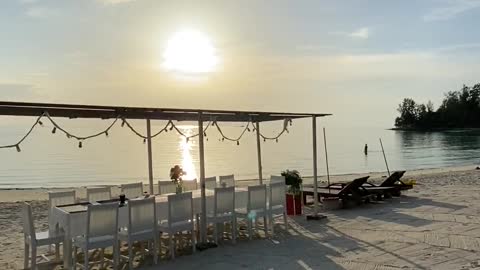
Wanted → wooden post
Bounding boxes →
[255,121,263,184]
[323,127,331,193]
[312,116,319,215]
[379,138,391,176]
[146,119,154,195]
[198,112,207,242]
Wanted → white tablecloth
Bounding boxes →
[51,188,248,268]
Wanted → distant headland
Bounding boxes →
[394,83,480,130]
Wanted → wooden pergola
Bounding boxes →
[0,101,331,241]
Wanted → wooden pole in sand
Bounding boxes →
[198,113,207,242]
[379,138,391,177]
[323,127,331,192]
[146,119,154,195]
[312,116,319,216]
[255,121,263,184]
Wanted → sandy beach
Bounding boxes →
[2,165,480,269]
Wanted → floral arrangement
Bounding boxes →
[170,165,186,193]
[281,169,303,195]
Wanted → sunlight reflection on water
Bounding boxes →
[179,126,197,181]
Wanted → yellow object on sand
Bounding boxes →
[404,179,416,185]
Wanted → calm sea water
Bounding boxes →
[0,117,479,188]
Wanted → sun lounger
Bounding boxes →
[303,176,374,207]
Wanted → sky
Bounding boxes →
[1,0,480,128]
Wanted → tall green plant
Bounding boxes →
[281,169,303,195]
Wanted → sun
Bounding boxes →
[162,29,218,74]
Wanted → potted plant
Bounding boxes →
[281,169,303,215]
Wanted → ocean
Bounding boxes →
[0,116,479,188]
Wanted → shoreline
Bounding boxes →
[1,163,478,203]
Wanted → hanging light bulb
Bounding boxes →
[143,138,146,144]
[237,141,240,146]
[204,132,207,137]
[78,141,83,148]
[276,138,279,143]
[51,127,57,134]
[289,119,293,126]
[38,120,43,126]
[15,145,21,152]
[263,138,266,142]
[186,137,189,143]
[206,137,209,141]
[247,127,251,132]
[169,124,174,131]
[121,119,126,127]
[105,131,109,137]
[67,134,71,139]
[222,138,225,141]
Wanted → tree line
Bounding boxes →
[395,83,480,129]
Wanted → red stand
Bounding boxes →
[286,194,302,215]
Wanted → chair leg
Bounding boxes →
[31,245,36,270]
[232,218,237,244]
[84,249,88,270]
[283,211,288,231]
[191,227,196,253]
[55,243,60,261]
[128,241,133,270]
[270,213,275,235]
[153,237,158,264]
[113,242,119,270]
[263,216,268,237]
[73,246,77,270]
[213,222,218,244]
[169,233,175,259]
[100,248,105,269]
[24,242,29,270]
[247,218,253,240]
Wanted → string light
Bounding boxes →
[0,111,291,152]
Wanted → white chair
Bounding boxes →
[48,190,75,256]
[207,187,236,244]
[270,175,285,184]
[73,203,119,270]
[182,179,198,191]
[219,174,235,187]
[236,184,268,240]
[158,180,177,195]
[121,182,144,198]
[268,182,288,234]
[158,192,195,259]
[119,197,158,269]
[205,176,217,189]
[86,187,111,202]
[22,202,64,270]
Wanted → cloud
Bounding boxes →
[423,0,480,21]
[349,27,370,39]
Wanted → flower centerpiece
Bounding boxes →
[170,165,186,194]
[281,169,303,215]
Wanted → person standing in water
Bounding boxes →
[364,144,368,155]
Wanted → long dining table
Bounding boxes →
[51,188,248,269]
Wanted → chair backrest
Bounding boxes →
[48,190,76,209]
[87,203,118,240]
[214,186,235,214]
[121,182,143,198]
[183,179,198,191]
[269,182,286,208]
[270,175,285,184]
[219,174,235,187]
[248,184,267,211]
[158,180,177,195]
[168,192,193,225]
[380,171,406,187]
[86,187,112,202]
[48,190,76,230]
[22,202,36,241]
[128,197,156,234]
[339,176,369,196]
[205,176,217,189]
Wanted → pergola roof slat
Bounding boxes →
[0,101,331,122]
